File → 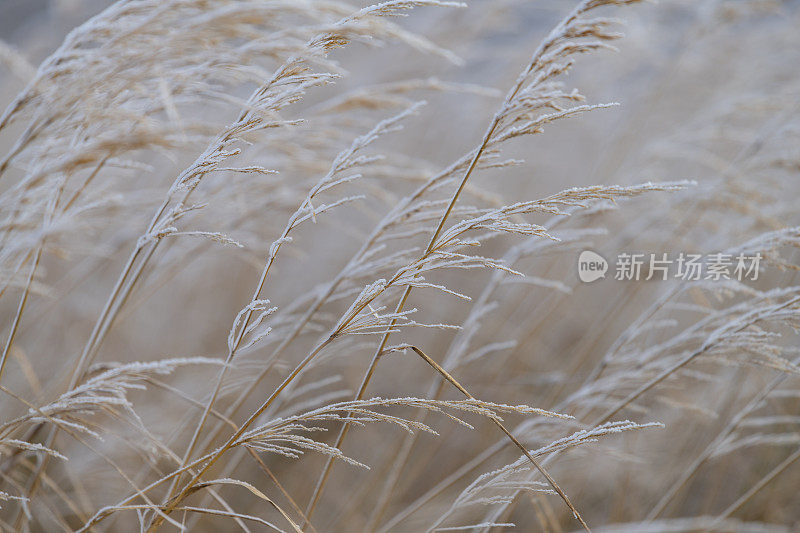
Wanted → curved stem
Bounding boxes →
[302,1,585,519]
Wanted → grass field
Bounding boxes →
[0,1,799,531]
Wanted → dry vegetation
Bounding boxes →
[0,0,799,531]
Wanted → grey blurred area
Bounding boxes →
[0,0,108,59]
[0,0,49,43]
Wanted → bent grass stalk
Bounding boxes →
[384,294,800,530]
[362,218,578,530]
[145,333,339,528]
[183,138,495,500]
[167,151,489,527]
[303,0,618,525]
[406,346,590,532]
